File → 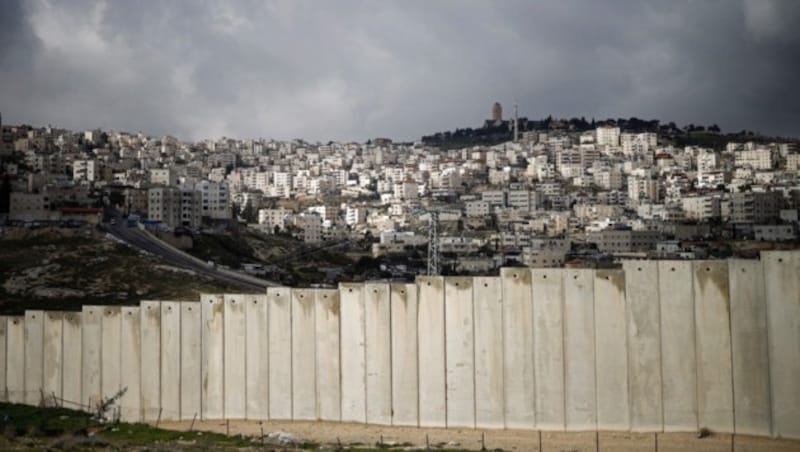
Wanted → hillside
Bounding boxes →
[0,229,245,315]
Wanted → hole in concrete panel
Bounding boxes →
[127,312,132,315]
[401,289,406,294]
[373,289,377,294]
[706,267,710,272]
[741,268,746,273]
[543,275,547,279]
[168,306,172,311]
[89,310,93,314]
[427,282,431,286]
[637,267,642,271]
[573,275,578,280]
[300,294,304,299]
[348,288,353,293]
[323,295,328,299]
[31,315,35,319]
[484,283,488,287]
[606,276,610,280]
[147,306,151,310]
[253,300,257,304]
[455,282,460,287]
[13,320,18,324]
[671,267,675,272]
[778,258,783,263]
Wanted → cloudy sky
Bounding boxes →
[1,0,799,142]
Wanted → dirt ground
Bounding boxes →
[156,419,800,451]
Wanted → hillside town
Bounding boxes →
[2,105,799,279]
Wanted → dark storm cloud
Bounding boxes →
[0,0,798,141]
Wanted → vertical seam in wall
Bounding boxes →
[560,271,566,431]
[388,286,394,427]
[443,279,448,428]
[222,298,226,421]
[177,304,182,421]
[336,289,342,423]
[289,290,294,421]
[727,264,736,435]
[415,283,420,427]
[471,280,477,429]
[529,270,535,430]
[590,272,598,430]
[656,264,665,432]
[313,290,319,421]
[693,263,701,431]
[624,267,633,431]
[761,257,774,438]
[361,286,367,423]
[500,275,507,429]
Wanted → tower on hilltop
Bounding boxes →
[492,102,502,122]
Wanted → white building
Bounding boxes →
[195,180,231,220]
[595,126,621,147]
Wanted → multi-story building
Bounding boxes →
[681,195,722,221]
[735,148,773,170]
[258,207,289,232]
[195,180,231,220]
[595,126,620,147]
[587,228,663,253]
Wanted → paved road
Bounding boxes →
[100,213,276,292]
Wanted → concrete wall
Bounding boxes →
[3,252,799,439]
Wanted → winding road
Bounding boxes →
[100,211,277,292]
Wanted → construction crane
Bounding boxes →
[413,208,440,276]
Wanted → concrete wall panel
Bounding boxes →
[658,261,698,431]
[315,289,340,422]
[200,294,224,420]
[473,277,504,429]
[291,289,316,420]
[763,251,800,439]
[365,283,392,425]
[417,276,446,427]
[160,302,181,421]
[623,261,663,431]
[728,259,771,436]
[693,261,734,432]
[100,307,121,413]
[224,294,246,419]
[0,317,6,402]
[268,287,292,420]
[180,302,201,420]
[24,310,44,406]
[563,270,596,431]
[140,301,161,421]
[594,270,628,430]
[245,294,269,420]
[390,283,418,426]
[501,268,535,429]
[61,313,82,409]
[340,283,366,423]
[532,269,564,430]
[42,312,63,407]
[445,277,475,428]
[120,307,141,422]
[6,317,25,404]
[81,306,102,412]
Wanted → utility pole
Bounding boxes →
[427,210,440,276]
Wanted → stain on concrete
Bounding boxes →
[695,261,730,306]
[596,269,625,294]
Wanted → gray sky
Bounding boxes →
[1,0,799,142]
